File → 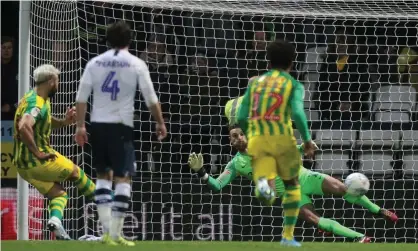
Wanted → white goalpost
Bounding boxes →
[17,0,82,240]
[18,0,418,242]
[17,0,31,241]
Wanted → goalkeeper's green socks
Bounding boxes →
[49,192,69,220]
[343,194,381,214]
[282,184,301,240]
[318,217,364,239]
[74,168,96,200]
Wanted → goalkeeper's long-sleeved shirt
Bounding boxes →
[206,146,308,197]
[237,70,311,142]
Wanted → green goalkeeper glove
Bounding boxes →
[188,152,208,180]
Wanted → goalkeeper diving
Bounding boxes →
[188,124,398,243]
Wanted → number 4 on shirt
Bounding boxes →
[101,71,120,100]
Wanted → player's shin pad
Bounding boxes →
[49,192,69,220]
[282,185,301,240]
[111,183,131,239]
[95,179,113,234]
[74,168,96,200]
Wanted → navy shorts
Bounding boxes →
[90,123,136,177]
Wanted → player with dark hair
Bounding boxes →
[188,122,398,243]
[75,21,167,246]
[106,21,132,48]
[266,39,297,70]
[237,39,317,247]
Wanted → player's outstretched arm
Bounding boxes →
[188,153,237,192]
[318,172,398,223]
[343,192,398,223]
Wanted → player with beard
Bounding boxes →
[188,125,398,243]
[13,64,96,240]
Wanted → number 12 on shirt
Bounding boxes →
[101,71,120,100]
[251,92,283,120]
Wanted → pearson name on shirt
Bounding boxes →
[95,60,130,68]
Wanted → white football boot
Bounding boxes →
[47,216,72,240]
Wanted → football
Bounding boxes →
[344,172,370,196]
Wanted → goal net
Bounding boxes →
[27,0,82,240]
[24,0,417,242]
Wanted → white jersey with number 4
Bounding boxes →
[76,49,158,127]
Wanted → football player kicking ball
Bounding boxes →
[236,39,317,246]
[13,64,96,240]
[188,125,398,243]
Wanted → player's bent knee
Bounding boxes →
[67,165,80,181]
[45,183,66,199]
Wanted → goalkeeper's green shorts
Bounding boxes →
[299,170,328,206]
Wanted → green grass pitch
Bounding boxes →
[2,241,417,251]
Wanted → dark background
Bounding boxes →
[66,178,417,242]
[1,1,417,243]
[1,1,19,188]
[1,1,19,41]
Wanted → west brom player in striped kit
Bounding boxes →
[189,95,398,242]
[13,65,96,240]
[237,40,317,247]
[75,21,167,246]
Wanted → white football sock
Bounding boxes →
[95,179,113,234]
[110,182,131,239]
[110,216,125,239]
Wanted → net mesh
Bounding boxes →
[25,0,418,242]
[30,0,82,239]
[105,0,418,19]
